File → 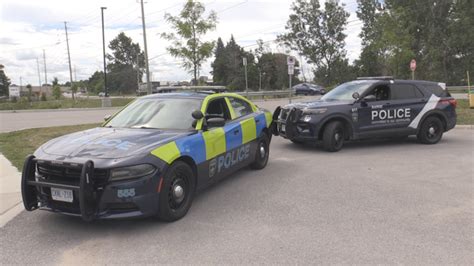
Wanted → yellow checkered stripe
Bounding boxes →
[150,111,272,164]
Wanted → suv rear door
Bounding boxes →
[387,82,426,131]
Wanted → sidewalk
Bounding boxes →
[0,153,23,227]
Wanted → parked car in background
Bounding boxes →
[293,83,326,95]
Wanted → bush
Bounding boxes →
[40,93,47,101]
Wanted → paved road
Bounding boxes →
[0,97,318,133]
[1,129,473,264]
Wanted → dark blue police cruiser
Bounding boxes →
[274,77,457,151]
[21,92,273,221]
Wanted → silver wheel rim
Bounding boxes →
[259,145,266,158]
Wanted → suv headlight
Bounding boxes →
[303,108,328,115]
[110,164,156,181]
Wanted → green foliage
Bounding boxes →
[355,0,473,85]
[107,32,144,94]
[0,68,10,96]
[161,0,217,84]
[52,84,61,100]
[40,92,47,101]
[278,0,349,86]
[26,84,32,102]
[87,71,105,94]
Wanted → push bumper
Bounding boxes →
[272,107,317,141]
[21,155,160,221]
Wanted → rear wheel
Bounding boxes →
[250,134,270,169]
[158,161,195,222]
[417,116,444,144]
[322,121,345,152]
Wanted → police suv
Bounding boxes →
[274,77,457,151]
[21,92,273,221]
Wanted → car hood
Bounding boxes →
[283,99,353,110]
[40,127,192,159]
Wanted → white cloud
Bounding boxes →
[0,0,362,85]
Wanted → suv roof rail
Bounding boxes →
[356,76,394,80]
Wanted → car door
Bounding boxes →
[357,83,393,134]
[388,82,426,133]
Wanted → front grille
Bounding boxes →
[37,161,108,186]
[280,108,289,120]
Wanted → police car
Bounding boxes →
[21,92,273,221]
[274,77,457,151]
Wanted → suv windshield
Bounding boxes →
[104,98,202,130]
[321,80,376,101]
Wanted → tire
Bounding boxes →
[250,134,270,170]
[417,116,444,144]
[158,161,196,222]
[322,121,345,152]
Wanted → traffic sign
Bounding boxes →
[410,59,416,71]
[288,64,295,75]
[287,56,295,66]
[242,57,247,66]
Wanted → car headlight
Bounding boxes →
[110,164,156,181]
[303,108,328,115]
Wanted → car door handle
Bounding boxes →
[233,129,240,135]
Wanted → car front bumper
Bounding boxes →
[21,156,163,221]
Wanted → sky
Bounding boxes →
[0,0,362,86]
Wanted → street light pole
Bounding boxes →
[243,57,248,98]
[101,7,108,98]
[140,0,152,95]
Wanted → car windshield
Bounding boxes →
[104,98,202,130]
[321,80,375,101]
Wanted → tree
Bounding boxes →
[107,32,144,94]
[278,0,349,86]
[0,65,10,96]
[211,37,226,85]
[87,71,105,94]
[26,84,32,102]
[161,0,217,85]
[52,77,61,100]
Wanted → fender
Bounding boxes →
[316,113,356,139]
[415,109,449,133]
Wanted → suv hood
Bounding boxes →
[284,99,353,110]
[40,127,192,159]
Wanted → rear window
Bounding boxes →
[390,84,424,100]
[423,84,451,97]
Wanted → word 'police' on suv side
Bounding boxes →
[274,77,457,151]
[21,92,273,221]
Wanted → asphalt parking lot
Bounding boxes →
[1,128,472,264]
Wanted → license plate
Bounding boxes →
[51,187,74,203]
[281,124,286,132]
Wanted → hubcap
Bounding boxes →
[259,145,266,158]
[173,185,184,199]
[428,126,436,136]
[335,133,341,142]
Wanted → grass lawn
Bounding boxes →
[0,98,133,110]
[0,124,99,171]
[456,99,474,125]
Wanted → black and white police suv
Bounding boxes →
[273,77,457,152]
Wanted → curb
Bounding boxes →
[454,125,474,129]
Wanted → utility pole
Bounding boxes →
[43,49,47,85]
[140,0,152,95]
[64,21,74,100]
[100,6,111,107]
[243,57,248,98]
[36,58,42,88]
[136,54,140,93]
[74,65,77,81]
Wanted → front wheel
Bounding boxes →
[250,134,270,169]
[322,121,345,152]
[417,116,444,144]
[158,161,196,222]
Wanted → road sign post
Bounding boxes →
[410,59,416,80]
[287,56,295,103]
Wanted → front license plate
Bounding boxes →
[51,187,73,203]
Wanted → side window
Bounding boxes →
[206,98,231,121]
[390,84,423,100]
[424,84,449,97]
[366,85,390,101]
[228,97,253,118]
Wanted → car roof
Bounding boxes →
[139,92,244,100]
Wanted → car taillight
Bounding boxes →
[440,98,457,108]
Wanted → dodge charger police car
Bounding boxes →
[21,92,273,221]
[274,77,456,151]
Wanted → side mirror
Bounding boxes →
[352,92,360,100]
[206,117,226,128]
[104,114,111,121]
[192,110,204,120]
